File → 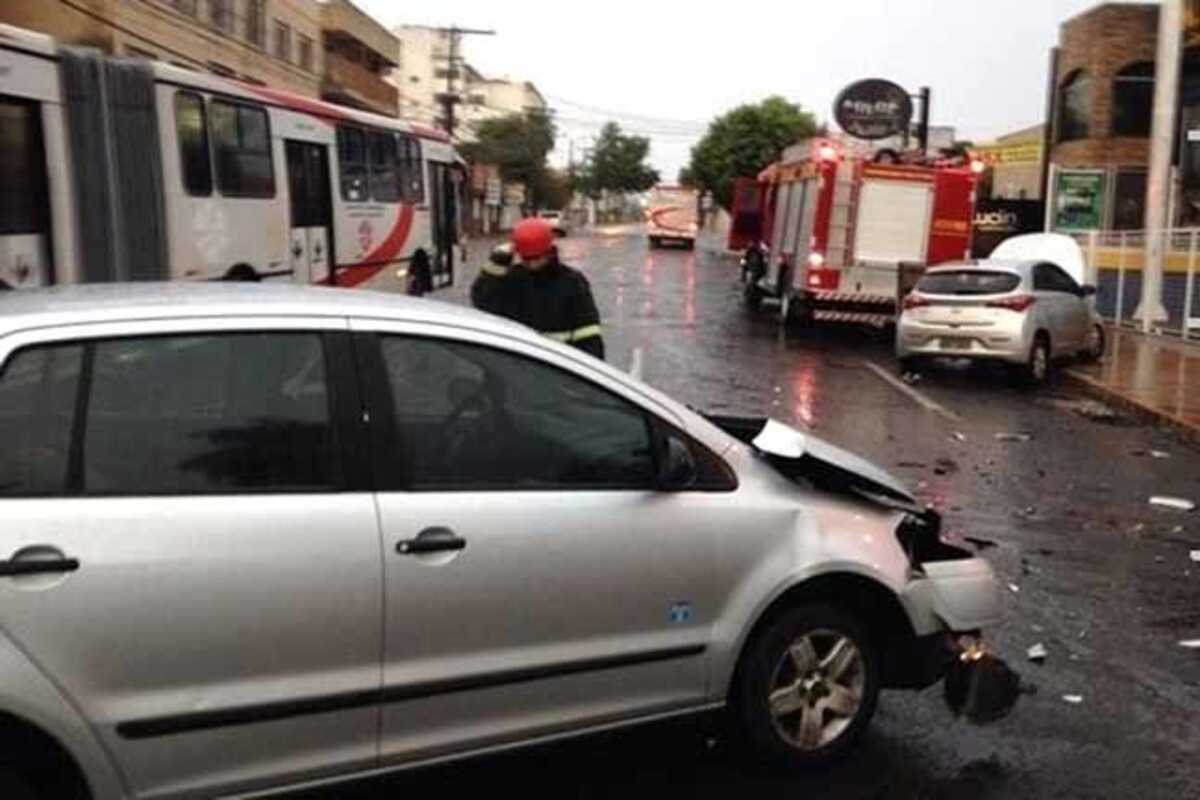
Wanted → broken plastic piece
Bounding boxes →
[1150,496,1197,512]
[1151,450,1171,459]
[951,432,967,442]
[1062,694,1083,704]
[1179,639,1200,649]
[1007,583,1020,594]
[1027,643,1047,662]
[1191,551,1200,563]
[995,432,1032,442]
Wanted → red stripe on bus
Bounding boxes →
[332,205,416,288]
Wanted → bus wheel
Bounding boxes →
[224,265,260,282]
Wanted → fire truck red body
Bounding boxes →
[743,141,978,326]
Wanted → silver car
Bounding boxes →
[0,284,1005,800]
[896,260,1105,384]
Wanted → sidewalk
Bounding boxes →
[1067,326,1200,442]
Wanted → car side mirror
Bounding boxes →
[1081,285,1097,297]
[657,435,698,491]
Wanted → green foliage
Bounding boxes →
[686,96,818,210]
[460,111,556,205]
[532,168,573,210]
[575,122,660,198]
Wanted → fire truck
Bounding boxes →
[741,140,979,327]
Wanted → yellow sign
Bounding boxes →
[974,141,1043,166]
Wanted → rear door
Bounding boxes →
[0,319,382,798]
[285,140,334,284]
[1032,262,1078,354]
[1045,263,1090,350]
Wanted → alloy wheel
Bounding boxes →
[767,629,865,750]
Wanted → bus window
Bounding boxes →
[210,100,274,198]
[0,97,49,237]
[337,126,367,202]
[174,92,212,196]
[369,131,399,203]
[398,134,424,203]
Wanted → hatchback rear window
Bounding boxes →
[916,271,1021,295]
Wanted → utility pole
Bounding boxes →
[1138,0,1182,330]
[917,87,932,155]
[434,25,496,137]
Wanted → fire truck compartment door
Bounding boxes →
[856,179,934,265]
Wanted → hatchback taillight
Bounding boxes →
[902,293,930,310]
[986,294,1036,312]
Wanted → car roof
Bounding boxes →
[0,283,532,340]
[923,260,1033,277]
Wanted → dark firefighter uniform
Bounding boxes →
[472,254,606,360]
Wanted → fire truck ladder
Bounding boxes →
[824,163,856,271]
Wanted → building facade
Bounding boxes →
[1,0,324,97]
[316,0,397,116]
[977,124,1046,201]
[390,24,450,127]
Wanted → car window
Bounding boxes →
[1034,263,1078,294]
[0,344,83,497]
[83,332,340,495]
[916,270,1020,295]
[377,336,655,490]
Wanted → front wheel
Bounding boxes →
[1080,323,1105,363]
[733,605,880,768]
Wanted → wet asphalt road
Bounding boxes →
[320,227,1200,799]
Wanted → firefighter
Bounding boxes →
[471,218,606,360]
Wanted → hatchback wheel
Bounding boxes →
[734,605,880,767]
[1080,323,1105,363]
[0,768,38,800]
[1022,334,1051,386]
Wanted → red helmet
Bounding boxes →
[511,218,555,260]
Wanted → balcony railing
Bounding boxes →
[323,50,398,115]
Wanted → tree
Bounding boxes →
[686,96,817,210]
[575,122,660,199]
[460,111,556,207]
[532,167,573,211]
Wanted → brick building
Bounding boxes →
[1047,2,1200,230]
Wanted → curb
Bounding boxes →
[1062,368,1200,448]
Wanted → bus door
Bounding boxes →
[427,161,460,288]
[285,140,333,284]
[0,95,52,288]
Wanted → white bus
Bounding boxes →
[0,23,465,292]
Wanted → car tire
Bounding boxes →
[1022,333,1052,387]
[0,767,39,800]
[898,356,925,374]
[648,237,660,249]
[1080,323,1105,363]
[733,605,880,768]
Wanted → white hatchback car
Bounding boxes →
[896,260,1104,383]
[0,285,1005,799]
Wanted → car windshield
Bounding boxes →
[916,270,1021,296]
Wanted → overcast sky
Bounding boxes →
[358,0,1139,180]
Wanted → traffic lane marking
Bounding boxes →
[863,360,961,422]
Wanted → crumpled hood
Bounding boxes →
[707,415,916,507]
[752,419,914,502]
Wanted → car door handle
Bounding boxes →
[397,528,467,555]
[0,558,80,578]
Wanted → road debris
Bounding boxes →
[1008,583,1020,594]
[933,457,959,476]
[964,536,998,550]
[901,372,922,385]
[1133,449,1172,459]
[1191,551,1200,563]
[1027,643,1047,663]
[896,461,927,469]
[1062,694,1083,704]
[995,432,1032,442]
[1150,496,1197,512]
[1180,639,1200,649]
[951,432,967,442]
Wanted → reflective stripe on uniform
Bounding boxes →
[542,323,602,343]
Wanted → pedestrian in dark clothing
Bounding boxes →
[472,219,606,360]
[406,249,433,296]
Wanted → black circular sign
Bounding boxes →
[834,79,914,141]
